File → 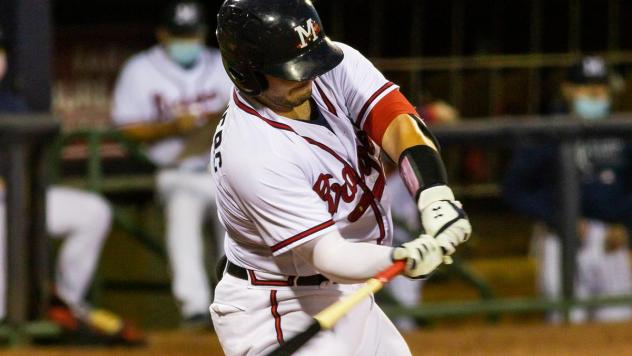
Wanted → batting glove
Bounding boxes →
[392,234,444,279]
[418,185,472,256]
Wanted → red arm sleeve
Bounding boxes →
[362,89,419,146]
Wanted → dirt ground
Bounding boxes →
[4,321,632,355]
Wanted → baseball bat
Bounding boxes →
[266,255,453,355]
[267,260,406,356]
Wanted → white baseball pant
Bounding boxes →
[210,273,411,356]
[157,168,224,318]
[0,186,112,318]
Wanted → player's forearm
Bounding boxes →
[381,114,438,162]
[119,122,177,142]
[382,114,450,205]
[119,112,223,143]
[295,231,393,284]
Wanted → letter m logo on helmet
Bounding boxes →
[294,18,321,49]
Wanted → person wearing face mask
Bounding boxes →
[503,56,632,323]
[111,1,233,328]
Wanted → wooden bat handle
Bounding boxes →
[375,260,406,282]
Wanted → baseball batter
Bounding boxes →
[210,1,471,355]
[111,1,233,324]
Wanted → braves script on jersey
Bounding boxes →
[211,43,400,276]
[112,45,233,167]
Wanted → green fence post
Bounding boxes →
[86,130,103,193]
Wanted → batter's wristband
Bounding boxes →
[398,145,448,200]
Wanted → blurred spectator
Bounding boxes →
[0,24,143,345]
[111,1,232,328]
[503,56,632,323]
[415,92,460,125]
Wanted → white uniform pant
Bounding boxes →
[0,186,112,318]
[157,169,224,317]
[211,273,411,356]
[534,220,632,323]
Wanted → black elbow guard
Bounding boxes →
[398,145,448,199]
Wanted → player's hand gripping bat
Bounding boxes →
[267,256,452,356]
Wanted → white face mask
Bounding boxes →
[573,95,611,120]
[166,41,203,67]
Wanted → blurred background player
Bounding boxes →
[0,24,143,345]
[503,56,632,323]
[111,0,232,327]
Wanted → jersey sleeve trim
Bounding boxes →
[356,82,396,127]
[270,219,336,256]
[314,81,337,115]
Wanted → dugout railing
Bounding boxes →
[46,114,632,324]
[381,113,632,321]
[354,0,632,117]
[47,129,498,311]
[5,113,632,345]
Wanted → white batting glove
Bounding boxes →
[392,235,444,279]
[418,185,472,256]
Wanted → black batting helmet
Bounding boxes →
[216,0,344,96]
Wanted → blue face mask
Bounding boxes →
[167,41,203,67]
[573,96,610,120]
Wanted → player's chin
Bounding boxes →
[288,89,312,106]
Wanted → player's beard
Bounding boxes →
[262,83,312,112]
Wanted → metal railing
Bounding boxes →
[353,0,630,116]
[395,113,632,321]
[46,114,632,323]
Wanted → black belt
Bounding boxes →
[226,261,329,287]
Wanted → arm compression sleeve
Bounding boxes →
[294,230,394,284]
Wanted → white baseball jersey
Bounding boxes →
[211,42,400,276]
[112,45,233,168]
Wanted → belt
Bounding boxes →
[226,261,329,287]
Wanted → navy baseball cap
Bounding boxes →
[567,56,609,84]
[162,1,207,36]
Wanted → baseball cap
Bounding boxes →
[162,1,207,36]
[567,56,609,85]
